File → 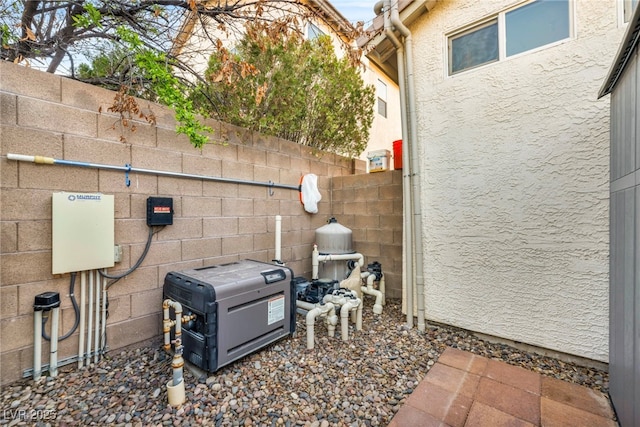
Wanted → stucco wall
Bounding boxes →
[0,61,402,385]
[408,0,626,362]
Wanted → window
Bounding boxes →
[377,79,387,118]
[450,20,498,74]
[308,23,325,40]
[448,0,570,75]
[624,0,639,22]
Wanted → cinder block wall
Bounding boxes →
[0,62,402,385]
[331,171,403,299]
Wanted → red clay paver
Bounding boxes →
[541,376,614,419]
[540,397,618,427]
[475,377,540,425]
[483,359,541,395]
[389,347,618,427]
[423,363,481,398]
[465,401,536,427]
[437,347,488,375]
[405,380,473,427]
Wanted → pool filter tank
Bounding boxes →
[314,217,354,281]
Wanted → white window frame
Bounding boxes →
[447,0,573,76]
[621,0,639,24]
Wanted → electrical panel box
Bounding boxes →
[52,192,114,274]
[146,197,173,226]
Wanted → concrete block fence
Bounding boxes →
[0,62,403,385]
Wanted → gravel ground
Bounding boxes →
[1,299,609,427]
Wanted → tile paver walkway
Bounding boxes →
[388,347,618,427]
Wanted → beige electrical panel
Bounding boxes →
[52,192,114,274]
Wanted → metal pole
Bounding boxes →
[7,154,300,191]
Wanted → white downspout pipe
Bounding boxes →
[380,0,414,329]
[361,272,384,314]
[390,1,426,332]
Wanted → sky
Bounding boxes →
[330,0,378,26]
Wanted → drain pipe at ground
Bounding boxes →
[296,300,338,349]
[389,1,426,333]
[361,272,384,315]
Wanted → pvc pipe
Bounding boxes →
[274,215,282,264]
[78,271,86,368]
[33,310,42,381]
[100,271,107,356]
[312,245,364,280]
[323,292,362,341]
[94,270,101,364]
[7,153,300,191]
[162,299,186,406]
[297,300,337,349]
[383,0,415,329]
[86,271,94,366]
[390,0,425,333]
[304,303,337,349]
[49,306,59,377]
[361,273,384,315]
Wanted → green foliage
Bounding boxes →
[193,24,375,158]
[80,26,212,148]
[72,3,102,29]
[132,47,212,148]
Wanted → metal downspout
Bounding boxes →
[390,2,425,332]
[379,0,414,328]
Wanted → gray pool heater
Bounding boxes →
[163,260,295,372]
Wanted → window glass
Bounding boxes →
[450,20,498,74]
[377,79,388,117]
[506,0,569,57]
[308,23,325,40]
[378,98,387,117]
[625,0,639,22]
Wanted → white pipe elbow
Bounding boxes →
[362,287,384,315]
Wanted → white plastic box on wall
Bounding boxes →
[367,149,390,173]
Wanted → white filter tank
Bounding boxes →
[315,218,354,280]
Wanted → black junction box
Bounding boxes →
[146,197,173,226]
[34,292,61,311]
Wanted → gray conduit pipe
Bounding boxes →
[389,1,426,333]
[78,271,86,368]
[6,154,301,191]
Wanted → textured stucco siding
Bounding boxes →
[409,0,626,362]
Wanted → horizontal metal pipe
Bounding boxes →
[7,153,301,191]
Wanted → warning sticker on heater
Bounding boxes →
[268,295,285,325]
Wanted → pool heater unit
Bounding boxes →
[163,260,295,372]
